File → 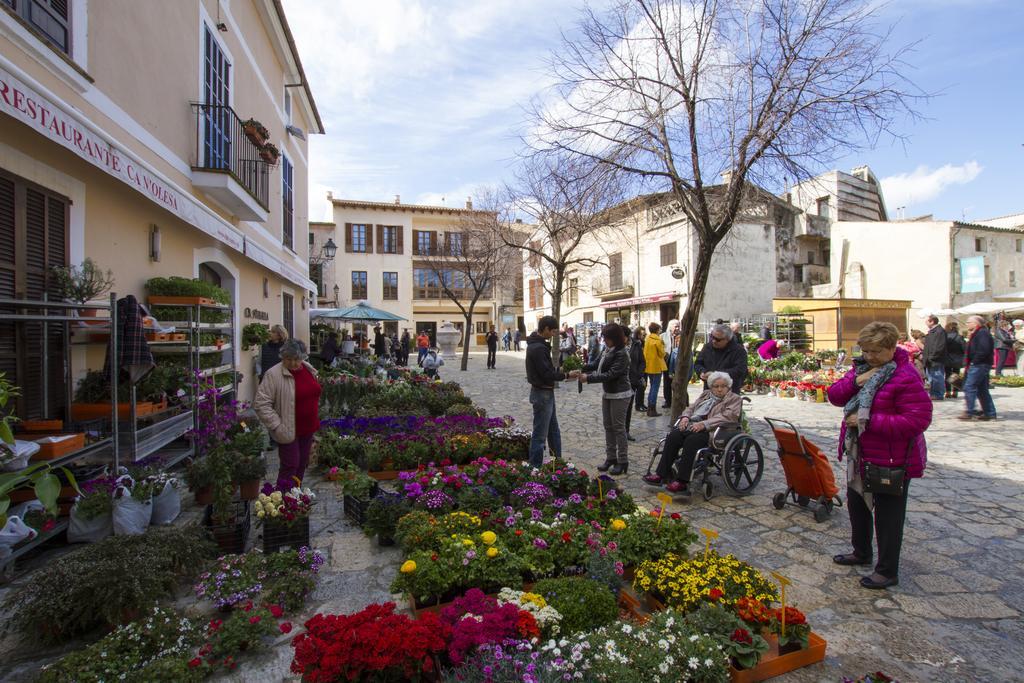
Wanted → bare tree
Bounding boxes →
[530,0,922,413]
[416,209,515,371]
[500,153,629,365]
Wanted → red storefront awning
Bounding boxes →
[599,292,681,309]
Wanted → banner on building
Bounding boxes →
[960,256,985,293]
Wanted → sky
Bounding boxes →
[283,0,1024,225]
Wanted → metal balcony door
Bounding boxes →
[203,27,231,170]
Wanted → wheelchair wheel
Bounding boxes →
[702,481,714,501]
[721,436,764,495]
[772,492,786,510]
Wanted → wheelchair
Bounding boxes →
[643,396,765,500]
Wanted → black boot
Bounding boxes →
[596,460,615,472]
[609,462,629,475]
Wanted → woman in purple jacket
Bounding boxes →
[827,322,932,589]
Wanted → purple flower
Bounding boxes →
[568,493,583,504]
[532,538,548,549]
[551,498,566,509]
[606,489,618,499]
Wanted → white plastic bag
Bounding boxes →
[150,480,180,526]
[112,486,152,536]
[68,504,113,543]
[1,440,40,472]
[0,516,37,547]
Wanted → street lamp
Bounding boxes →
[322,238,338,260]
[333,284,340,306]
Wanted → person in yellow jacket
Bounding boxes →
[643,322,668,416]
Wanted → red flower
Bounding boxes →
[670,512,681,520]
[561,532,572,543]
[242,601,253,612]
[649,509,661,517]
[223,656,237,670]
[269,604,284,618]
[708,587,724,601]
[249,615,262,624]
[208,619,223,632]
[188,657,202,668]
[514,529,523,536]
[731,628,753,645]
[774,606,807,625]
[41,519,56,532]
[280,622,293,634]
[431,553,439,561]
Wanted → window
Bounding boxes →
[382,272,398,300]
[284,88,292,124]
[346,223,369,253]
[413,268,440,299]
[660,242,677,267]
[379,225,400,254]
[5,0,70,54]
[583,312,593,324]
[823,248,831,264]
[414,229,436,255]
[281,155,294,249]
[0,170,68,420]
[1017,239,1022,253]
[202,26,231,170]
[529,241,541,269]
[793,264,804,283]
[308,231,315,246]
[807,251,815,265]
[447,232,464,256]
[475,321,488,334]
[984,265,991,289]
[282,292,294,339]
[608,253,622,290]
[568,278,579,306]
[351,271,368,299]
[1011,271,1017,288]
[528,279,543,309]
[975,237,986,252]
[310,263,324,297]
[816,197,830,219]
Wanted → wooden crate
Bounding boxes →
[148,295,215,306]
[729,632,827,683]
[31,433,86,461]
[20,420,63,432]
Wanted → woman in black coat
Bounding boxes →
[580,323,633,475]
[629,327,647,412]
[944,321,965,398]
[260,324,287,382]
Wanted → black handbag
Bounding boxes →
[862,462,905,496]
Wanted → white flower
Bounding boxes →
[688,657,699,670]
[704,658,714,666]
[659,663,669,674]
[689,634,699,642]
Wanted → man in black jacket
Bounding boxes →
[485,326,499,369]
[693,324,747,394]
[960,315,996,420]
[921,315,947,400]
[526,316,579,466]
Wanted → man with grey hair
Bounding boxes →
[959,315,995,420]
[922,314,947,400]
[693,324,747,394]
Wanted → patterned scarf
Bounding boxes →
[843,357,897,430]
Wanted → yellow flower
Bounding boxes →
[486,547,499,558]
[611,519,627,531]
[462,539,475,547]
[400,560,417,573]
[480,531,497,545]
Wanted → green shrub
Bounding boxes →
[145,276,230,304]
[4,526,217,644]
[532,576,619,635]
[315,429,364,469]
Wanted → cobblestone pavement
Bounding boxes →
[455,351,1024,683]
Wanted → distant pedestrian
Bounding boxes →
[757,337,780,360]
[759,321,773,341]
[580,323,631,476]
[660,320,678,409]
[960,315,996,420]
[259,324,288,382]
[994,321,1014,376]
[319,331,339,366]
[421,346,444,379]
[525,316,577,467]
[1014,319,1024,376]
[486,326,499,369]
[502,328,511,351]
[643,322,667,417]
[514,329,522,352]
[373,325,385,358]
[630,327,647,413]
[921,315,947,400]
[558,330,575,367]
[587,330,600,364]
[416,331,430,365]
[944,321,965,398]
[400,329,411,366]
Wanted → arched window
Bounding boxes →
[198,263,222,288]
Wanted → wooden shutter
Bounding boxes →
[0,177,16,393]
[375,225,383,253]
[396,226,404,254]
[429,231,438,256]
[443,232,450,256]
[365,224,373,253]
[344,223,353,253]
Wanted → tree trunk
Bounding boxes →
[670,241,716,421]
[460,309,473,371]
[549,269,565,370]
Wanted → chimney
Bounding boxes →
[514,218,523,224]
[394,194,400,205]
[326,190,333,200]
[466,197,473,210]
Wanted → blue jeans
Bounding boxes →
[963,365,996,417]
[529,387,561,466]
[926,365,946,399]
[646,373,662,408]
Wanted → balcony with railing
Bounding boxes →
[190,103,270,221]
[591,271,634,300]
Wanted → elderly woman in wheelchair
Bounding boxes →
[643,371,743,494]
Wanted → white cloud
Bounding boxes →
[881,161,983,209]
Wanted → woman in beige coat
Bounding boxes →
[254,339,321,490]
[642,371,742,494]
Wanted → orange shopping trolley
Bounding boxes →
[764,417,842,523]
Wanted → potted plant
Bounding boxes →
[50,258,116,317]
[241,118,269,146]
[241,322,270,351]
[255,486,315,554]
[145,276,231,307]
[337,466,378,525]
[232,451,267,501]
[259,142,279,164]
[185,456,218,505]
[362,491,412,546]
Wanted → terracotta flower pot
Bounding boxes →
[195,486,214,505]
[239,480,260,501]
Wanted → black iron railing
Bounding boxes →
[191,103,270,210]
